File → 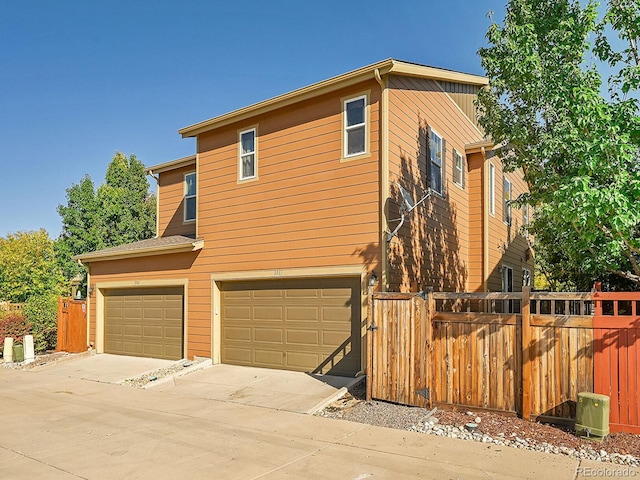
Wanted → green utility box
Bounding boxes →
[12,343,24,363]
[575,392,610,440]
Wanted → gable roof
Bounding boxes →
[178,59,488,138]
[74,235,204,263]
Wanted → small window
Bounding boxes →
[184,172,196,222]
[453,150,464,188]
[344,96,366,157]
[239,128,256,180]
[489,163,495,216]
[523,203,530,233]
[429,130,443,194]
[522,268,531,287]
[503,177,512,225]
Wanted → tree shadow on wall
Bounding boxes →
[386,117,467,292]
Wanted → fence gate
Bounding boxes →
[57,297,87,353]
[367,292,431,407]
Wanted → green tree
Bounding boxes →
[57,152,157,285]
[0,230,64,302]
[478,0,640,288]
[56,175,103,282]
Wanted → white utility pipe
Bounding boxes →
[23,335,35,364]
[3,337,13,363]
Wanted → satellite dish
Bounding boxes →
[398,184,415,211]
[386,182,432,241]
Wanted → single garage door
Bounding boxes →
[104,287,184,360]
[221,277,361,376]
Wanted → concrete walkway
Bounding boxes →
[1,367,636,479]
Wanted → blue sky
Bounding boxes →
[1,0,508,238]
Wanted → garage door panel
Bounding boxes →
[254,306,283,321]
[225,346,253,364]
[286,306,319,322]
[225,326,252,342]
[285,289,319,299]
[254,327,283,344]
[104,288,184,361]
[254,349,285,367]
[286,329,319,346]
[221,278,361,376]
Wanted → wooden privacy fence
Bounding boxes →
[367,288,640,433]
[592,291,640,434]
[57,297,87,353]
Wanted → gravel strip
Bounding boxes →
[316,383,640,467]
[121,358,207,388]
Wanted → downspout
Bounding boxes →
[482,146,489,293]
[374,68,389,292]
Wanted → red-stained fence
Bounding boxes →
[593,291,640,433]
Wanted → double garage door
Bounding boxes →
[220,277,362,377]
[104,287,184,360]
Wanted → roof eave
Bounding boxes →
[74,239,204,264]
[178,59,489,138]
[146,155,197,175]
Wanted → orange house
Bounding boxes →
[77,59,533,376]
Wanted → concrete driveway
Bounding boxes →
[31,353,178,384]
[30,353,361,414]
[0,366,629,479]
[149,363,362,414]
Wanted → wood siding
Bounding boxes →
[485,155,533,293]
[158,165,196,237]
[88,80,382,359]
[386,75,483,292]
[437,81,483,132]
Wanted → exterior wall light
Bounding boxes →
[368,272,378,287]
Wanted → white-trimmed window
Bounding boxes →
[523,203,530,233]
[522,268,532,287]
[344,95,367,157]
[503,177,512,225]
[453,149,464,188]
[239,128,256,180]
[429,130,443,194]
[489,163,496,216]
[184,172,196,222]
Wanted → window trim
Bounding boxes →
[238,127,258,182]
[489,163,496,216]
[341,92,370,162]
[523,203,530,234]
[183,171,196,223]
[503,177,512,225]
[429,129,444,195]
[453,149,464,189]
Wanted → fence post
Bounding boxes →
[425,287,434,408]
[521,286,532,421]
[366,285,375,402]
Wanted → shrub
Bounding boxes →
[0,314,31,349]
[23,293,58,353]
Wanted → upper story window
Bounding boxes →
[239,128,257,180]
[503,177,512,225]
[184,172,196,222]
[489,163,496,216]
[523,203,530,233]
[344,95,367,157]
[453,149,464,188]
[429,130,443,194]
